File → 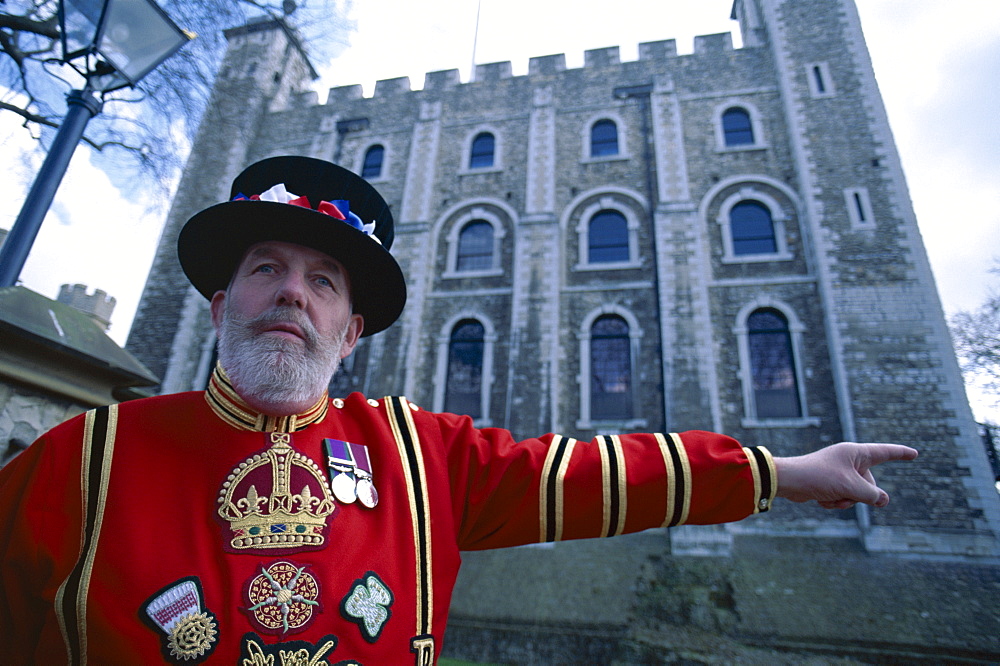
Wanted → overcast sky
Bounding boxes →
[2,0,998,418]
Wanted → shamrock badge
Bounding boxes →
[340,571,393,642]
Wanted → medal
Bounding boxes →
[350,443,378,509]
[323,439,378,510]
[331,470,357,504]
[356,475,378,508]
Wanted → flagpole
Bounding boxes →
[471,0,482,82]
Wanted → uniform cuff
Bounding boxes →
[743,446,777,513]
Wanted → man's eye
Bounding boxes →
[255,264,276,274]
[315,276,333,288]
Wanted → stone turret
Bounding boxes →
[57,283,116,330]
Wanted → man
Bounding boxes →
[0,156,917,663]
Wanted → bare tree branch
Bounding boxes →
[2,0,353,194]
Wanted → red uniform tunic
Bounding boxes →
[0,367,775,664]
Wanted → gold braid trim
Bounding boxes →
[205,363,328,432]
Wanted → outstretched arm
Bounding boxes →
[774,443,918,510]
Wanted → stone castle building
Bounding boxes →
[126,0,1000,659]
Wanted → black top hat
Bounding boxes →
[178,156,405,336]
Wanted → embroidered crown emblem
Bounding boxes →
[218,434,336,551]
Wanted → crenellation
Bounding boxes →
[373,76,411,96]
[325,84,363,105]
[638,39,678,60]
[583,46,620,68]
[694,32,735,54]
[423,68,461,90]
[473,61,513,82]
[528,53,566,76]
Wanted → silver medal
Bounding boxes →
[356,477,378,508]
[331,471,357,504]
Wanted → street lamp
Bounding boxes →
[0,0,193,287]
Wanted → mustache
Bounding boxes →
[235,306,321,349]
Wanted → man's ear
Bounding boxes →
[339,314,365,359]
[209,291,227,333]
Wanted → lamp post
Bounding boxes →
[0,0,192,288]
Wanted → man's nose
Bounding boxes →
[274,271,308,307]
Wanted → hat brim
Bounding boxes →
[178,200,406,336]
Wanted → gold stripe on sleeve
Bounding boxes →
[596,436,612,538]
[538,436,561,543]
[552,438,577,543]
[669,433,692,527]
[655,433,675,528]
[610,435,628,537]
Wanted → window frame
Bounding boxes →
[433,314,497,426]
[360,144,386,180]
[806,62,836,98]
[574,196,643,271]
[443,207,507,278]
[589,118,619,158]
[714,101,767,152]
[461,126,504,173]
[733,300,819,428]
[581,112,629,163]
[455,219,496,272]
[844,186,876,230]
[716,188,794,263]
[576,307,647,430]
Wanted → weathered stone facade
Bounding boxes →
[125,0,1000,659]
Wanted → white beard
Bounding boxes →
[217,303,347,410]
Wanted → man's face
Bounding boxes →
[210,241,364,412]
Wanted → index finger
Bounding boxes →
[859,443,919,465]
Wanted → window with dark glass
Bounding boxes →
[469,132,495,168]
[444,320,485,417]
[748,308,801,418]
[588,210,629,263]
[361,145,384,179]
[812,65,827,94]
[591,315,632,420]
[730,201,777,255]
[722,107,754,146]
[590,119,619,157]
[456,220,494,271]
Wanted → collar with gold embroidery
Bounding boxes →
[205,364,329,432]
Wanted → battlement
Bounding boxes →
[57,283,116,330]
[322,32,745,103]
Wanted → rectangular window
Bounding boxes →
[844,187,875,229]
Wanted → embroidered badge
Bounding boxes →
[141,577,218,663]
[340,571,393,643]
[243,560,321,636]
[239,632,338,666]
[217,432,337,554]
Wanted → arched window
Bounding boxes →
[590,119,619,157]
[588,210,629,263]
[748,308,801,418]
[456,220,494,271]
[469,132,495,168]
[590,315,632,420]
[722,107,754,146]
[361,145,384,179]
[444,320,485,417]
[730,201,776,255]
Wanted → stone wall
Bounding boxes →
[0,382,84,465]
